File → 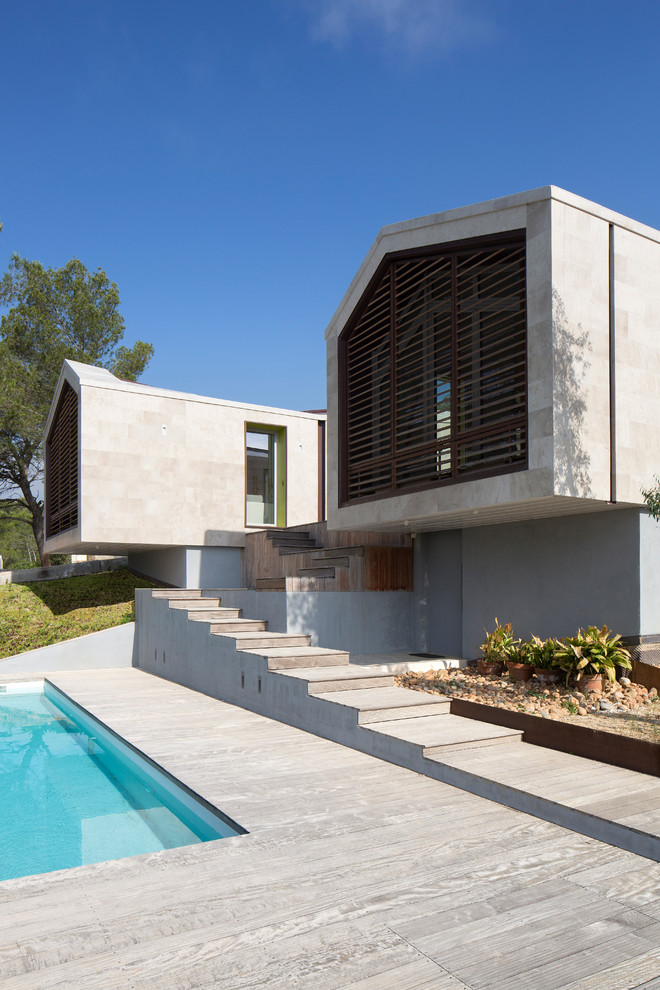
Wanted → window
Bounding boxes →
[46,381,79,537]
[245,426,286,526]
[339,232,527,504]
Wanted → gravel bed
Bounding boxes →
[396,667,660,744]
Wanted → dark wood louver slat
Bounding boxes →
[340,232,527,505]
[345,269,393,500]
[46,381,79,537]
[455,245,527,473]
[394,255,452,489]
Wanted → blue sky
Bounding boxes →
[2,0,659,411]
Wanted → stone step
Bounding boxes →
[228,631,312,650]
[152,589,202,599]
[365,714,523,756]
[255,578,286,591]
[314,686,451,724]
[209,619,268,634]
[187,608,242,621]
[246,646,351,670]
[169,598,221,610]
[275,665,395,694]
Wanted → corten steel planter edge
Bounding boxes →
[450,698,660,778]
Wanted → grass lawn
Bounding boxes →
[0,568,155,660]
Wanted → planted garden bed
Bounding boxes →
[397,666,660,776]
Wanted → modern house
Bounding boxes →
[43,360,326,587]
[43,187,660,663]
[325,186,660,660]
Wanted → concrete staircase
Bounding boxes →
[144,588,660,860]
[150,588,523,761]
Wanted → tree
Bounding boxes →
[0,499,38,569]
[0,255,154,565]
[642,477,660,522]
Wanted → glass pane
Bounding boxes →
[246,430,275,525]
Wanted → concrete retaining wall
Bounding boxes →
[0,622,136,674]
[0,556,128,586]
[419,508,647,658]
[134,591,399,752]
[206,588,415,654]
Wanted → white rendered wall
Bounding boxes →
[0,623,135,673]
[128,547,243,589]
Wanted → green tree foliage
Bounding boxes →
[0,499,38,569]
[0,255,154,564]
[642,477,660,522]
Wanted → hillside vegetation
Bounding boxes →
[0,568,155,660]
[0,501,39,570]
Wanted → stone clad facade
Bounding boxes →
[325,188,660,656]
[43,360,326,587]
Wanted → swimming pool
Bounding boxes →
[0,681,244,881]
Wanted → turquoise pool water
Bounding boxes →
[0,681,243,881]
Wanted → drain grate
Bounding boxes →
[410,652,448,659]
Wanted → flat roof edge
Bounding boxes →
[57,361,325,421]
[324,186,660,341]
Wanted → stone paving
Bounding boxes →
[398,667,660,741]
[2,667,660,990]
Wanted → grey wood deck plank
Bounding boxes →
[1,667,659,989]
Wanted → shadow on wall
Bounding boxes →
[552,288,592,498]
[285,588,416,655]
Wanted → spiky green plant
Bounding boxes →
[508,641,532,665]
[480,619,517,662]
[527,636,561,670]
[555,625,631,685]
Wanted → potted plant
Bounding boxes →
[528,635,562,685]
[478,620,515,676]
[507,641,534,683]
[555,625,632,692]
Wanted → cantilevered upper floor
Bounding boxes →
[43,360,326,557]
[325,186,660,533]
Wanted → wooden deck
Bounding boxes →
[2,667,660,989]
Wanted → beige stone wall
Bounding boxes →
[45,364,324,553]
[325,187,660,535]
[612,227,660,504]
[326,190,557,534]
[549,199,660,507]
[550,199,610,501]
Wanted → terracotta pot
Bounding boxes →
[577,673,603,694]
[478,659,505,677]
[534,668,562,686]
[507,661,534,683]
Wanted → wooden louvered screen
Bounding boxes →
[340,232,527,505]
[46,381,79,537]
